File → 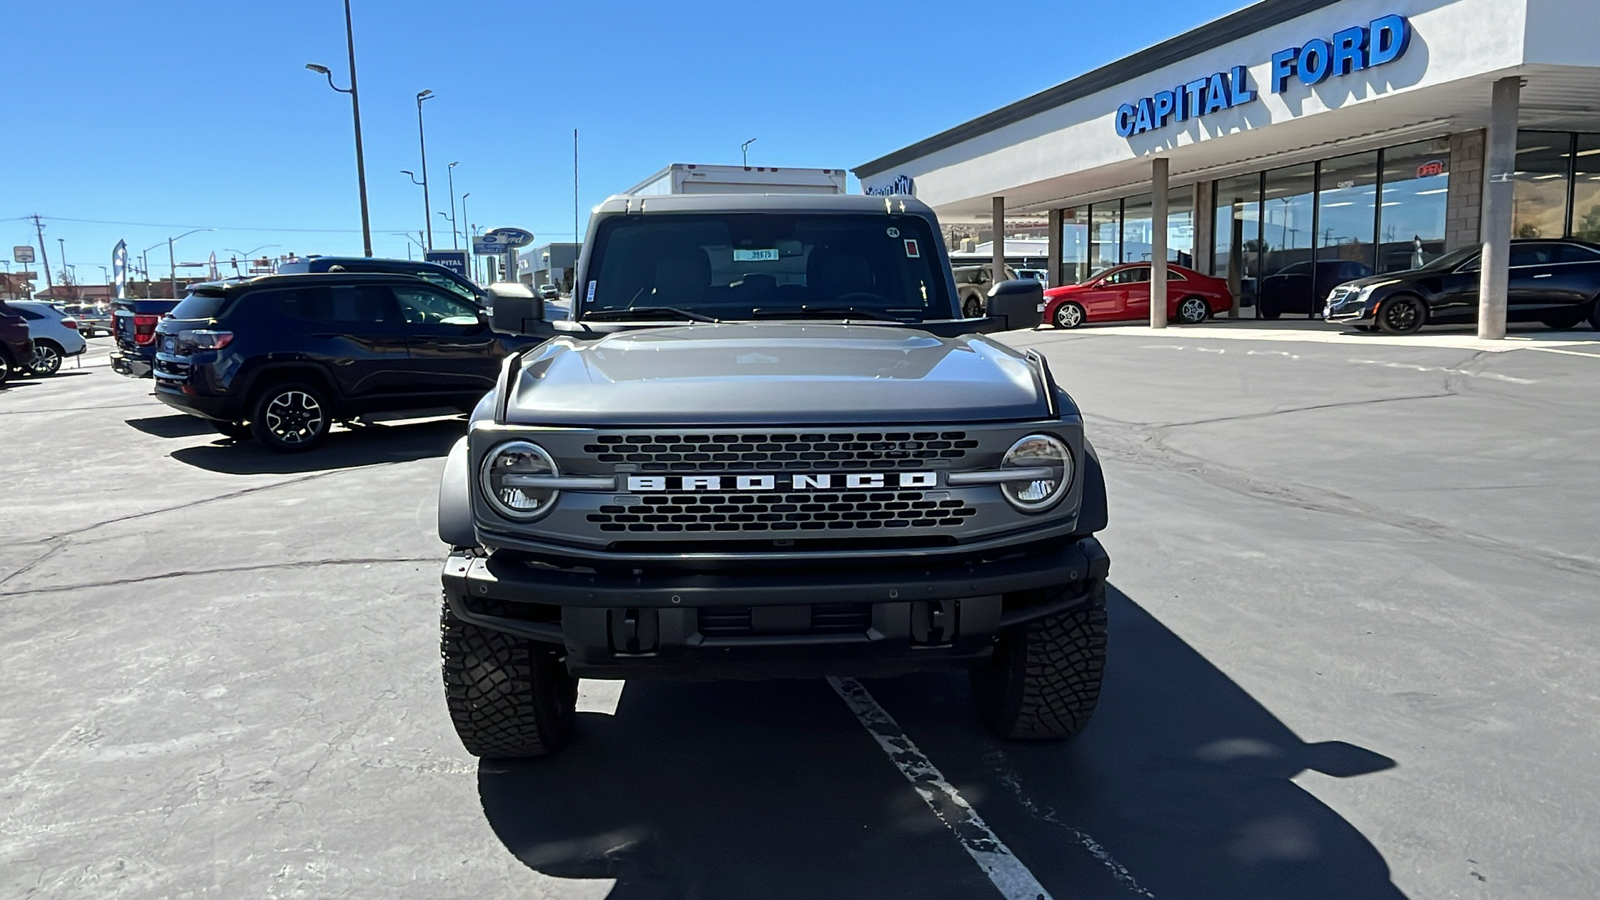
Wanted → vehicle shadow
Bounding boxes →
[475,587,1406,900]
[168,418,465,475]
[126,414,218,438]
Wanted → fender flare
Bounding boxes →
[438,437,477,548]
[1075,438,1109,535]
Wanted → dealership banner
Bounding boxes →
[112,240,128,299]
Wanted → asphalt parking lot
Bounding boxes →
[3,326,1600,899]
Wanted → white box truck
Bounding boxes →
[627,164,847,196]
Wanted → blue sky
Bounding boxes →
[2,0,1245,283]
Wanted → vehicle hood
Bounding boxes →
[1043,283,1088,297]
[502,323,1051,426]
[1332,272,1418,291]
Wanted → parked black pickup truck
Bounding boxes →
[111,298,180,377]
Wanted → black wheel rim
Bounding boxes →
[1385,299,1419,331]
[264,391,323,444]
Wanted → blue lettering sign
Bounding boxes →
[865,174,917,196]
[1116,14,1412,137]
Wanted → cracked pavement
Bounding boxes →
[3,328,1599,898]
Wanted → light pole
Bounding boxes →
[224,245,278,277]
[305,2,372,257]
[168,228,214,298]
[461,193,472,279]
[741,137,758,167]
[58,239,68,296]
[415,89,435,250]
[437,211,457,248]
[445,161,460,250]
[140,241,165,298]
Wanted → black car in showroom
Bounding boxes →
[1258,259,1374,318]
[151,273,544,451]
[1325,239,1600,333]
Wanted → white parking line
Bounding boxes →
[827,676,1055,900]
[1348,358,1538,384]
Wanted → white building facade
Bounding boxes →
[856,0,1600,331]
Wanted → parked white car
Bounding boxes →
[10,301,86,376]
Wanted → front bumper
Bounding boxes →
[441,536,1109,678]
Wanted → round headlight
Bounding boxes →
[481,441,559,520]
[1000,434,1073,512]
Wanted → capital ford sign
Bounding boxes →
[1116,14,1412,137]
[626,471,936,493]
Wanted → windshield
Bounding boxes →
[581,213,953,321]
[1414,246,1479,273]
[169,291,229,319]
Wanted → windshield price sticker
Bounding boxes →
[733,248,780,262]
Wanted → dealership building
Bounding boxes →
[855,0,1600,334]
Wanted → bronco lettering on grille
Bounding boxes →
[625,472,938,492]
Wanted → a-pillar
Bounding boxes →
[991,196,1006,288]
[1478,76,1520,340]
[1150,157,1169,329]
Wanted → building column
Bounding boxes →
[1192,180,1215,276]
[1478,76,1520,340]
[1047,208,1064,288]
[991,197,1006,289]
[1150,158,1169,329]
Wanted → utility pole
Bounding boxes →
[446,161,460,249]
[31,215,53,289]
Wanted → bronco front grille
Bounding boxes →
[587,490,976,533]
[698,603,872,637]
[584,431,979,472]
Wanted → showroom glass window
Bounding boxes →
[1166,186,1195,267]
[1512,132,1571,239]
[1571,134,1600,242]
[1262,163,1317,313]
[1377,139,1450,272]
[1061,207,1091,284]
[1089,203,1121,273]
[1316,151,1379,271]
[1213,173,1262,310]
[1123,194,1153,263]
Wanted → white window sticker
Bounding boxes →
[733,248,780,262]
[886,226,900,238]
[904,239,920,258]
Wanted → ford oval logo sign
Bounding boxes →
[485,227,535,248]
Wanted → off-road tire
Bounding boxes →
[210,420,252,440]
[249,381,330,452]
[441,597,576,758]
[972,582,1107,740]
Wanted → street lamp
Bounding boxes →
[461,192,472,278]
[223,244,278,277]
[741,137,758,166]
[167,228,214,298]
[415,89,435,250]
[445,161,460,250]
[304,1,372,257]
[437,211,457,248]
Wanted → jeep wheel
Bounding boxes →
[1053,301,1086,329]
[250,381,329,452]
[211,420,252,441]
[971,583,1107,740]
[441,598,576,758]
[28,341,63,376]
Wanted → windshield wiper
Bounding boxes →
[752,306,906,323]
[583,307,717,323]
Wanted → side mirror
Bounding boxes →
[488,282,544,334]
[985,279,1045,330]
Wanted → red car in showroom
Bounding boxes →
[1043,263,1232,328]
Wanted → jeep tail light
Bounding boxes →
[180,329,233,350]
[133,314,160,346]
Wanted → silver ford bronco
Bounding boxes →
[436,193,1109,758]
